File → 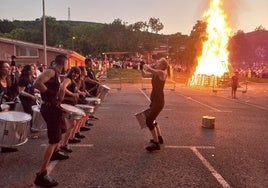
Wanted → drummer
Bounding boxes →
[84,58,101,97]
[78,66,94,127]
[18,65,39,127]
[84,58,102,120]
[59,66,88,153]
[33,54,68,187]
[0,60,20,153]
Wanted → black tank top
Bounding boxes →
[150,74,165,103]
[41,68,60,103]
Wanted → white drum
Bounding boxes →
[0,111,32,147]
[98,84,110,101]
[85,97,101,106]
[134,109,150,129]
[60,104,85,120]
[75,104,94,115]
[31,105,47,131]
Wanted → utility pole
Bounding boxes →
[42,0,47,66]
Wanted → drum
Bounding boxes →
[98,84,110,101]
[0,104,10,112]
[202,116,215,129]
[85,97,101,106]
[75,104,94,115]
[31,105,47,131]
[134,109,150,129]
[60,103,85,120]
[0,111,32,147]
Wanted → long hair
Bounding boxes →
[0,61,11,86]
[19,64,33,81]
[159,58,171,79]
[54,54,67,66]
[66,66,81,83]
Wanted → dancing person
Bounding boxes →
[33,54,68,187]
[141,58,170,151]
[231,71,239,99]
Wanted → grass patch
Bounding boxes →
[103,69,268,84]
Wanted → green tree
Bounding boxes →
[148,18,164,34]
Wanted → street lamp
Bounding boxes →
[72,36,76,50]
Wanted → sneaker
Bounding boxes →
[50,151,69,161]
[75,132,85,139]
[60,145,72,153]
[85,121,94,127]
[1,147,18,153]
[146,141,160,152]
[80,127,90,131]
[88,115,99,120]
[68,137,81,144]
[34,170,58,187]
[150,136,164,144]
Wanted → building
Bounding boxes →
[0,37,85,68]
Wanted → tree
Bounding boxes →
[255,25,266,31]
[184,20,207,72]
[148,18,164,34]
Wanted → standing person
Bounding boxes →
[60,66,87,153]
[231,71,239,99]
[141,58,170,151]
[33,55,68,187]
[18,65,38,117]
[84,58,100,97]
[0,61,19,152]
[10,55,16,67]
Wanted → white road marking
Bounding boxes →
[165,145,215,149]
[40,144,94,147]
[139,88,151,102]
[166,145,230,188]
[41,144,94,177]
[222,96,268,111]
[191,147,231,188]
[185,96,222,112]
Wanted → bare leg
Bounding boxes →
[38,143,58,173]
[150,128,159,143]
[62,119,75,146]
[155,124,161,137]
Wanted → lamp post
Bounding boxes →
[72,36,76,50]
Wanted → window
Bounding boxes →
[16,45,38,57]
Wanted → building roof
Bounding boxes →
[0,37,71,54]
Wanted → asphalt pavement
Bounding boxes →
[0,82,267,188]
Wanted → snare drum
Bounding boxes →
[134,109,150,129]
[98,84,110,101]
[0,111,32,147]
[75,104,94,115]
[31,105,47,131]
[85,97,101,106]
[60,104,85,120]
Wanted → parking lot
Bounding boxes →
[0,82,268,188]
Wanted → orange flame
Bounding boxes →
[190,0,231,85]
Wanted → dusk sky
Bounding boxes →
[0,0,267,35]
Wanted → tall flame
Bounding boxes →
[190,0,231,85]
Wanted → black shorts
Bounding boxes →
[40,103,66,144]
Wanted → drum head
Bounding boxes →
[75,104,94,110]
[0,111,32,122]
[60,103,85,115]
[101,84,110,90]
[85,97,101,103]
